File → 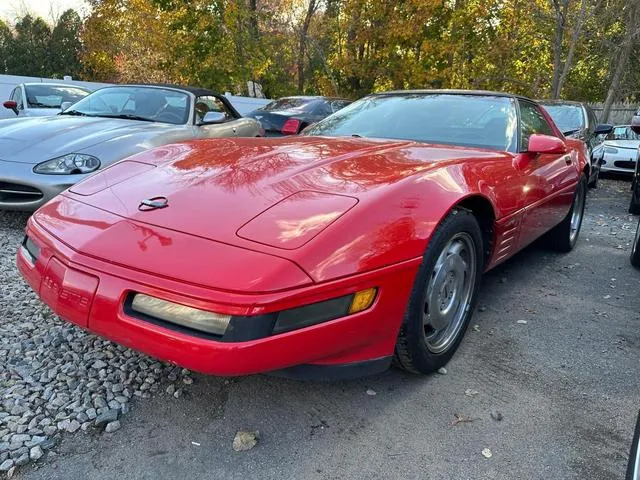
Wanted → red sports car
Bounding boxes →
[17,90,588,379]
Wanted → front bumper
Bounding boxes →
[17,217,419,377]
[0,159,87,211]
[600,150,637,174]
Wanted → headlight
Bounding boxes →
[131,294,231,336]
[604,146,619,154]
[33,154,100,175]
[128,287,378,339]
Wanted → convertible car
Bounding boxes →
[0,84,262,211]
[17,90,588,379]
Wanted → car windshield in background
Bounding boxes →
[540,104,584,133]
[24,85,90,108]
[63,86,190,125]
[304,94,518,152]
[261,98,312,111]
[607,126,640,141]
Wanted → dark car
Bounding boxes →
[628,411,640,479]
[539,100,613,188]
[626,112,640,215]
[246,96,352,136]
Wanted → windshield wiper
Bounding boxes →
[60,110,92,116]
[562,128,581,136]
[98,114,155,122]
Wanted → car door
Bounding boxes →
[194,95,259,138]
[10,87,25,116]
[516,99,577,249]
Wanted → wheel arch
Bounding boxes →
[453,194,496,268]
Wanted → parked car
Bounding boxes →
[246,96,351,136]
[3,83,91,117]
[626,113,640,214]
[0,84,263,211]
[17,90,588,379]
[593,125,640,175]
[628,411,640,479]
[539,100,612,187]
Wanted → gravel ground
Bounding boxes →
[1,178,639,479]
[0,214,195,477]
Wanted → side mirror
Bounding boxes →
[200,111,226,125]
[631,115,640,135]
[527,134,567,155]
[627,411,639,480]
[594,123,613,135]
[3,100,18,115]
[60,101,72,112]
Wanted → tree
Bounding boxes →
[0,20,11,74]
[6,15,52,77]
[50,9,83,78]
[602,1,640,121]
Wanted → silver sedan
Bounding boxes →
[0,84,263,211]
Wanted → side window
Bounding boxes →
[194,96,233,123]
[10,88,23,109]
[519,100,555,151]
[329,101,351,113]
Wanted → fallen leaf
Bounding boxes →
[451,413,474,426]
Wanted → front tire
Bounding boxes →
[588,166,599,189]
[394,209,483,374]
[548,174,587,252]
[630,220,640,268]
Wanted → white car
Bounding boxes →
[596,125,640,174]
[3,83,92,118]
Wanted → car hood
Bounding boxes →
[60,136,501,248]
[0,115,181,164]
[604,139,640,149]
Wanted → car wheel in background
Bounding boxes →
[547,174,587,252]
[630,178,640,215]
[394,209,483,374]
[630,220,640,268]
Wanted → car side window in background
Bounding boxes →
[195,96,233,123]
[519,100,556,151]
[10,88,23,110]
[329,101,350,113]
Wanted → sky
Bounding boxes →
[0,0,89,23]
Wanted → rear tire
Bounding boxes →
[394,209,483,374]
[630,220,640,268]
[547,175,587,252]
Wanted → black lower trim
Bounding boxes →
[268,356,392,381]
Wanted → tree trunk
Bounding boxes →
[556,0,592,96]
[602,1,639,121]
[550,0,569,98]
[297,0,318,93]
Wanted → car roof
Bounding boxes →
[537,99,585,106]
[274,96,352,102]
[373,89,535,102]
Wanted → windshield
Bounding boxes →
[540,104,584,133]
[260,98,314,112]
[64,86,190,124]
[607,126,640,141]
[24,85,90,108]
[304,93,518,152]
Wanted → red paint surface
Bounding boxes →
[18,127,585,375]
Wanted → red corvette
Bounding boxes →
[17,90,588,379]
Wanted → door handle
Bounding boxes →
[564,155,572,165]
